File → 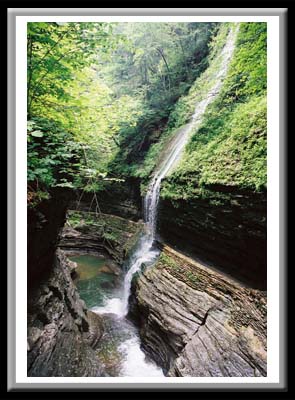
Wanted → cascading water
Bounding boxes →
[91,26,238,376]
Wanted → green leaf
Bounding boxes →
[31,130,44,137]
[54,182,75,188]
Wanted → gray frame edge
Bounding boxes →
[7,7,17,394]
[279,7,288,393]
[7,7,287,391]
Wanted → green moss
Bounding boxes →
[161,22,267,200]
[185,271,199,284]
[109,25,217,182]
[67,210,143,256]
[159,252,179,270]
[133,24,235,189]
[157,251,201,287]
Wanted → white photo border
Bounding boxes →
[8,7,287,391]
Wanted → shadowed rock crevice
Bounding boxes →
[158,187,266,290]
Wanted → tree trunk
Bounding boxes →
[156,47,171,91]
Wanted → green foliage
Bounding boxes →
[28,21,215,202]
[185,271,199,284]
[128,24,233,185]
[161,22,267,200]
[27,22,131,203]
[166,24,232,132]
[221,22,267,103]
[158,252,180,271]
[27,21,266,208]
[108,22,217,178]
[27,117,80,188]
[27,22,115,117]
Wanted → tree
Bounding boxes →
[27,22,113,117]
[27,21,217,205]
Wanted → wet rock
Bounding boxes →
[59,212,144,265]
[158,187,266,290]
[129,245,267,377]
[83,310,104,349]
[100,265,116,275]
[27,249,105,377]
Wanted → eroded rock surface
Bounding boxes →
[129,245,267,377]
[70,178,142,221]
[159,187,266,290]
[59,211,144,265]
[27,249,104,377]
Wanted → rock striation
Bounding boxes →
[27,249,104,377]
[28,201,144,377]
[159,186,266,290]
[59,211,144,265]
[129,245,267,377]
[70,178,142,221]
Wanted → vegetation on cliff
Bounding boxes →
[27,21,267,205]
[27,22,216,206]
[161,23,267,200]
[66,210,143,257]
[27,21,268,378]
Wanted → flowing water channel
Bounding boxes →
[72,27,237,377]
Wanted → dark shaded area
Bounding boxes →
[27,250,105,377]
[70,177,142,221]
[158,186,267,290]
[27,187,71,290]
[27,189,105,377]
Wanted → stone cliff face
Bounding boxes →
[129,245,267,377]
[27,188,70,288]
[27,194,106,377]
[28,249,104,377]
[71,178,142,221]
[28,203,144,377]
[27,184,267,377]
[59,211,144,265]
[158,185,266,290]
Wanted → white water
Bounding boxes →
[91,27,237,377]
[118,335,164,377]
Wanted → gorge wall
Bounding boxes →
[27,191,144,377]
[27,191,106,376]
[27,188,70,288]
[27,249,105,377]
[158,185,266,290]
[70,178,142,221]
[26,22,267,379]
[129,245,267,377]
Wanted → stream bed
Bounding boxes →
[67,27,237,378]
[70,254,164,377]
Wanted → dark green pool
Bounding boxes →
[69,255,120,309]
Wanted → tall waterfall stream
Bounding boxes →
[87,28,238,377]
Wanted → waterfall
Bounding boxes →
[91,26,238,376]
[94,27,237,318]
[118,26,238,317]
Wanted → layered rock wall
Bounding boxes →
[27,250,104,377]
[71,178,142,221]
[159,186,266,290]
[59,211,144,265]
[129,245,267,377]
